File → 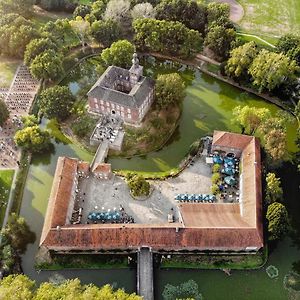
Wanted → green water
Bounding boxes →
[19,58,300,299]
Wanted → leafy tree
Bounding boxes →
[226,41,258,80]
[133,18,202,58]
[211,172,221,184]
[249,49,299,92]
[264,128,287,162]
[39,86,75,121]
[29,49,63,81]
[0,98,9,127]
[204,24,236,60]
[24,38,58,66]
[69,16,91,49]
[131,2,156,20]
[104,0,131,29]
[91,0,109,20]
[1,244,15,271]
[73,4,91,18]
[155,0,207,33]
[0,0,34,17]
[277,34,300,65]
[21,115,39,127]
[265,173,283,204]
[1,213,35,254]
[38,0,77,12]
[90,19,120,47]
[14,125,51,153]
[266,202,289,241]
[0,274,35,300]
[155,73,185,109]
[71,115,96,138]
[101,39,134,68]
[126,173,150,197]
[232,105,271,135]
[207,2,230,25]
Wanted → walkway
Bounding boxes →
[137,247,154,300]
[215,0,244,23]
[90,141,109,169]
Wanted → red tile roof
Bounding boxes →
[40,131,263,252]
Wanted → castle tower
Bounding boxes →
[129,52,143,85]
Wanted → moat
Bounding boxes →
[20,59,300,299]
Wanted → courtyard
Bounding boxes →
[73,157,211,225]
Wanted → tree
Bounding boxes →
[0,0,34,17]
[155,73,185,108]
[207,2,230,25]
[73,4,91,18]
[0,274,35,300]
[232,105,271,135]
[24,38,58,66]
[69,16,91,49]
[131,3,156,20]
[155,0,206,33]
[0,276,142,300]
[277,34,300,65]
[101,39,134,68]
[204,25,236,60]
[226,41,258,80]
[91,0,109,20]
[1,213,35,254]
[264,128,287,161]
[266,202,289,241]
[14,125,51,153]
[0,98,9,127]
[265,173,283,204]
[126,173,150,197]
[29,49,63,81]
[133,18,202,58]
[39,86,75,121]
[90,19,120,47]
[104,0,131,29]
[1,244,15,271]
[249,49,299,92]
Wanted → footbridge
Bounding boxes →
[137,247,154,300]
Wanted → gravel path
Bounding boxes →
[215,0,244,23]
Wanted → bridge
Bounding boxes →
[137,247,154,300]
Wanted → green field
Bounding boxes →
[238,0,300,36]
[0,59,20,88]
[0,170,15,227]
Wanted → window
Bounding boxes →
[106,102,109,106]
[127,114,131,119]
[111,103,115,109]
[94,98,97,104]
[101,105,104,111]
[117,105,120,109]
[121,112,124,117]
[95,103,99,109]
[100,100,104,104]
[121,106,124,111]
[127,108,131,113]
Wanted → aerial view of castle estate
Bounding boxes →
[0,0,299,299]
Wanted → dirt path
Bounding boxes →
[214,0,244,23]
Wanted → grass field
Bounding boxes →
[0,59,20,88]
[0,170,15,227]
[238,0,300,36]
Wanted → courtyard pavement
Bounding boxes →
[76,157,212,225]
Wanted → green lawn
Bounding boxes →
[0,59,20,88]
[238,0,300,37]
[0,170,15,227]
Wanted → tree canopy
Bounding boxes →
[277,34,300,65]
[0,0,34,18]
[131,2,156,20]
[266,202,289,241]
[226,41,258,80]
[155,0,207,33]
[126,173,150,197]
[0,98,9,127]
[104,0,131,29]
[39,86,75,121]
[90,19,120,47]
[133,18,202,58]
[101,39,134,68]
[206,2,230,25]
[249,49,299,92]
[1,213,35,254]
[0,275,142,300]
[265,173,283,204]
[155,73,185,108]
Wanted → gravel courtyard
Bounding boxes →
[78,157,211,225]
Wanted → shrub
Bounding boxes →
[127,174,150,197]
[211,183,220,195]
[211,172,221,184]
[212,163,220,173]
